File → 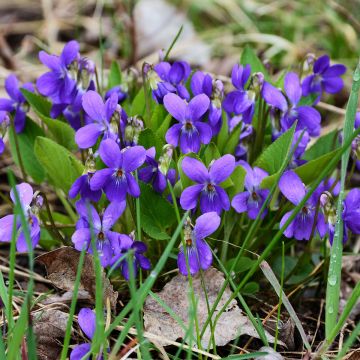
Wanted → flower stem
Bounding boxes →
[39,191,69,245]
[10,116,27,182]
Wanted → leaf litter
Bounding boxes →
[144,267,282,348]
[36,246,118,309]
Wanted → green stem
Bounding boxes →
[56,189,78,223]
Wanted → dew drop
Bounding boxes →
[328,274,337,286]
[328,305,334,314]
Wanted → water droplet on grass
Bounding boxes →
[328,274,337,286]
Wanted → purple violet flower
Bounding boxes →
[70,308,101,360]
[223,64,256,124]
[72,200,126,267]
[231,161,269,219]
[36,40,80,103]
[75,91,121,149]
[111,232,151,280]
[302,55,346,99]
[289,130,310,168]
[69,172,102,202]
[164,93,212,154]
[191,71,224,134]
[90,139,146,202]
[0,75,34,133]
[0,183,41,252]
[180,155,235,215]
[105,85,127,103]
[262,72,321,137]
[151,61,191,103]
[279,171,326,241]
[138,147,170,193]
[343,189,360,235]
[177,212,220,276]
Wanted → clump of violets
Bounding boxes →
[90,139,146,202]
[70,308,101,360]
[0,74,34,133]
[180,155,235,215]
[178,212,220,276]
[0,183,41,252]
[279,171,326,241]
[231,162,269,219]
[262,72,321,137]
[164,93,212,153]
[302,54,347,101]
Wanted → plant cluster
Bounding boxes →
[0,40,359,358]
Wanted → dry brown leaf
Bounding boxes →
[144,267,280,348]
[32,309,69,360]
[36,247,118,309]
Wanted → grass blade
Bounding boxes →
[325,59,360,339]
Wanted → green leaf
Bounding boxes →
[156,113,172,141]
[261,148,341,188]
[21,88,76,150]
[139,183,176,240]
[242,282,259,294]
[40,117,77,151]
[21,89,52,116]
[298,93,318,106]
[225,256,256,274]
[240,45,269,79]
[8,117,46,183]
[34,137,84,193]
[108,61,122,89]
[272,255,297,280]
[138,128,164,155]
[228,165,247,198]
[150,104,167,132]
[223,122,242,155]
[303,129,340,161]
[216,113,229,153]
[131,88,146,117]
[254,124,296,174]
[203,142,221,166]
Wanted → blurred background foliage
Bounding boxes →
[0,0,359,91]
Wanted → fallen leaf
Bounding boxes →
[32,309,69,360]
[144,267,280,348]
[40,290,91,305]
[257,346,284,360]
[36,247,118,309]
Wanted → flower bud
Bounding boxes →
[158,144,174,175]
[79,58,95,89]
[124,115,144,145]
[251,72,264,95]
[85,149,97,174]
